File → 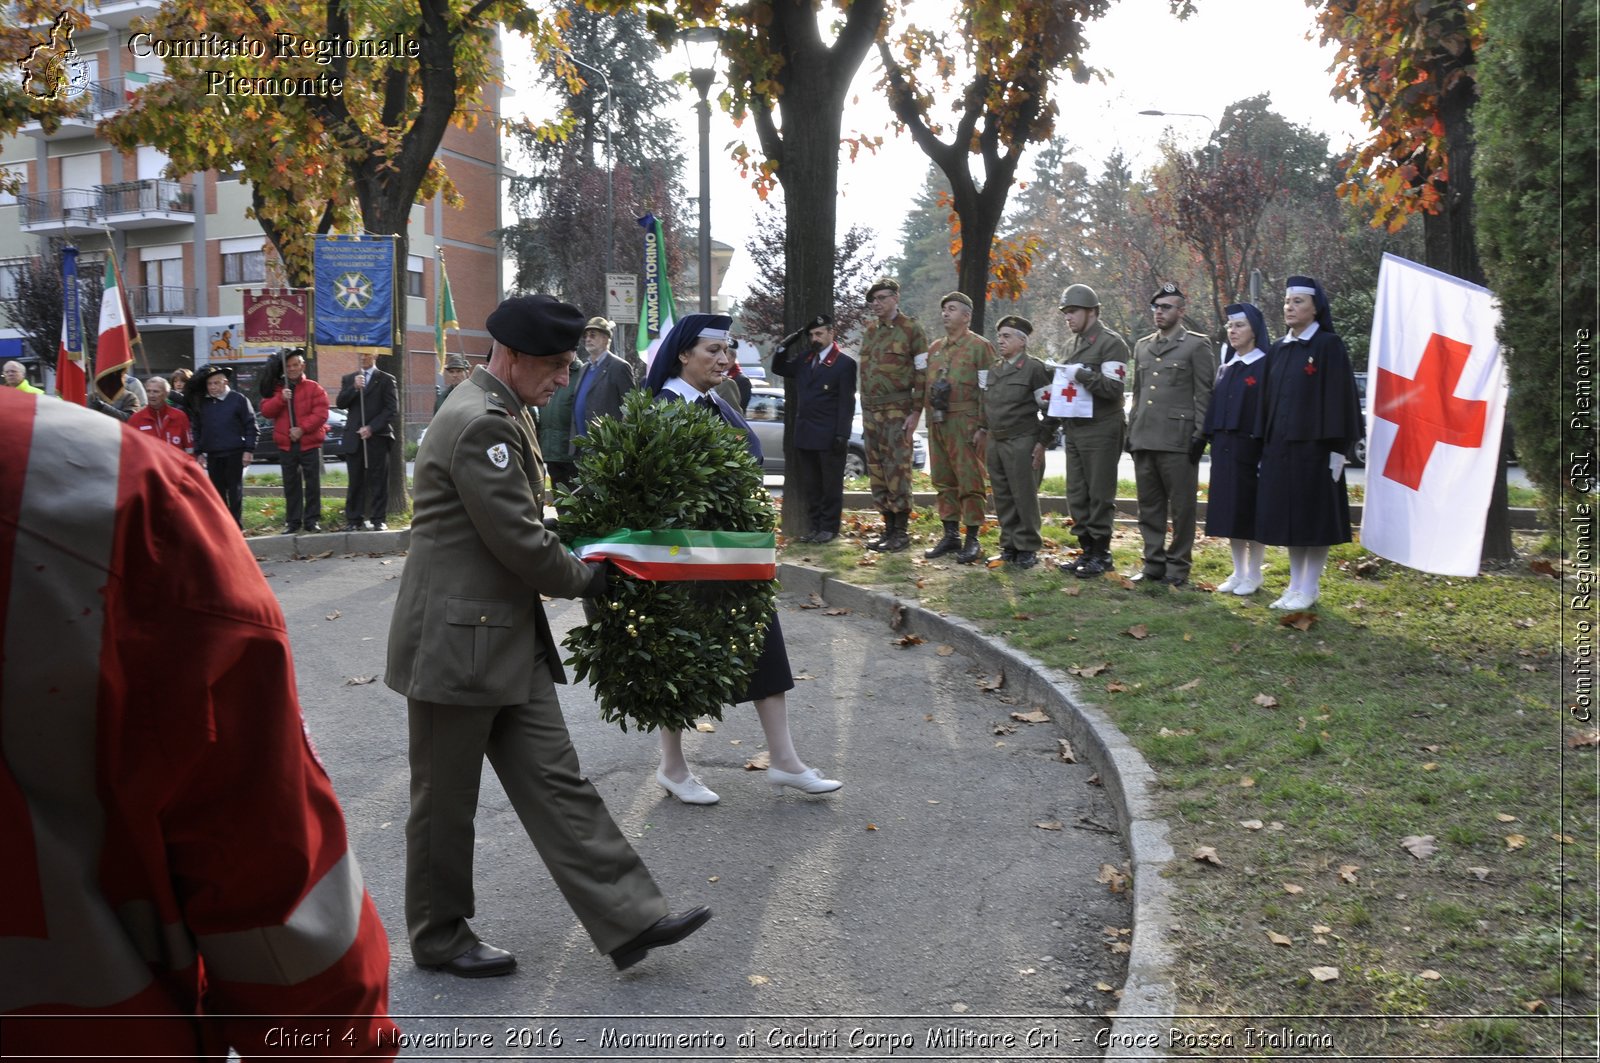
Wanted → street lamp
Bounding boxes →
[1139,109,1220,166]
[680,26,721,313]
[560,50,614,309]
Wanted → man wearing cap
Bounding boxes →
[337,351,398,531]
[770,313,857,543]
[571,316,638,442]
[260,348,330,534]
[922,291,992,565]
[1127,283,1216,587]
[436,353,472,413]
[982,316,1057,568]
[1055,284,1130,577]
[190,363,258,528]
[386,293,709,979]
[856,278,928,552]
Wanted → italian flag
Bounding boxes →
[94,256,134,404]
[572,529,776,581]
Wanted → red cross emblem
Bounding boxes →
[1374,333,1487,490]
[1063,382,1078,402]
[1112,365,1126,380]
[1244,375,1257,387]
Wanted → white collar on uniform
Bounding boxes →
[1230,347,1266,366]
[663,376,707,402]
[1287,320,1320,343]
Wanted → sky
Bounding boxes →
[505,1,1370,304]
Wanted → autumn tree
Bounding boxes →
[8,245,103,368]
[885,166,960,326]
[737,201,882,346]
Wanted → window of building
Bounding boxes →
[220,237,266,285]
[407,254,424,297]
[0,259,25,301]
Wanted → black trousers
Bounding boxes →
[794,446,847,534]
[207,450,245,528]
[346,435,390,525]
[280,444,323,530]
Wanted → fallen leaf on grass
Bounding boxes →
[345,675,377,686]
[1240,819,1264,831]
[694,720,717,733]
[1553,833,1576,844]
[1175,677,1202,692]
[1282,883,1304,895]
[896,633,926,648]
[1266,931,1293,947]
[1528,559,1561,578]
[1522,999,1548,1012]
[743,752,771,771]
[1013,612,1036,621]
[1238,776,1256,788]
[1062,585,1083,597]
[1280,611,1317,630]
[1117,576,1135,589]
[822,608,850,616]
[1419,743,1442,753]
[1401,834,1438,859]
[1096,864,1128,892]
[1338,864,1360,884]
[1011,709,1050,724]
[1123,624,1149,639]
[1105,681,1131,693]
[1192,846,1223,866]
[1495,813,1518,823]
[1311,924,1333,935]
[1309,966,1340,983]
[1505,834,1526,851]
[1035,821,1063,831]
[1158,727,1195,737]
[1419,970,1442,981]
[1569,731,1600,748]
[1467,867,1491,881]
[1252,693,1280,709]
[1057,739,1077,763]
[986,558,1006,570]
[325,610,342,621]
[1070,662,1112,678]
[936,644,955,656]
[1421,762,1439,772]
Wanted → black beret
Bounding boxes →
[995,315,1033,336]
[487,294,586,357]
[1151,282,1185,302]
[806,313,833,330]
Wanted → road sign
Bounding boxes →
[606,272,638,325]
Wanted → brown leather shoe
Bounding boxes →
[421,941,516,978]
[610,906,712,970]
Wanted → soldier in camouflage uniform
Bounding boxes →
[1055,284,1130,577]
[857,278,928,552]
[981,316,1057,569]
[922,291,993,565]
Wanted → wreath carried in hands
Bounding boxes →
[559,389,777,733]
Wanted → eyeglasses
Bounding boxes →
[1151,302,1180,312]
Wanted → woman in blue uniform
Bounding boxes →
[642,314,843,804]
[1254,277,1364,610]
[1203,302,1270,595]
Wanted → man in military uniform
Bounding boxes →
[1055,284,1130,577]
[981,316,1056,568]
[1127,283,1217,587]
[771,312,857,543]
[437,352,472,412]
[386,293,709,978]
[856,278,928,552]
[536,353,582,513]
[922,292,993,565]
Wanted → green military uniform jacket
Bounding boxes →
[1062,321,1131,425]
[924,329,992,419]
[1127,328,1217,452]
[982,352,1057,445]
[536,366,582,463]
[858,312,929,410]
[386,367,597,706]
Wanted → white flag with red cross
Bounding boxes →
[1362,253,1506,577]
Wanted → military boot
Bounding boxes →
[925,519,961,559]
[956,525,982,564]
[866,512,894,550]
[880,511,912,552]
[1075,535,1110,578]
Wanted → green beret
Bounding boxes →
[866,277,900,299]
[940,291,973,310]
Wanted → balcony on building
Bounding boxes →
[100,178,194,228]
[89,0,163,29]
[128,285,198,324]
[18,188,103,236]
[18,78,124,140]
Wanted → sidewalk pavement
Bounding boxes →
[262,540,1177,1060]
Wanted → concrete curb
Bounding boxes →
[779,562,1178,1058]
[248,527,410,561]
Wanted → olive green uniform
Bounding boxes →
[1060,321,1130,544]
[1127,328,1217,581]
[982,352,1057,553]
[537,367,582,507]
[857,312,929,514]
[385,367,667,966]
[924,329,993,526]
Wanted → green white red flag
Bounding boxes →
[93,256,134,405]
[572,529,776,581]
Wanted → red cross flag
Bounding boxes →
[1362,253,1506,576]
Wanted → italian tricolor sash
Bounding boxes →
[573,529,776,581]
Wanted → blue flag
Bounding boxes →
[313,235,396,351]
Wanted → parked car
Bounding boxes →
[735,341,768,384]
[742,386,927,477]
[251,406,347,464]
[1353,372,1369,467]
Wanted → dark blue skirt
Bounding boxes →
[739,613,794,703]
[1205,429,1261,539]
[1255,439,1352,547]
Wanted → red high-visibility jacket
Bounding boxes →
[0,389,398,1058]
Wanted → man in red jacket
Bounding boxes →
[259,348,330,534]
[0,388,398,1057]
[128,375,193,454]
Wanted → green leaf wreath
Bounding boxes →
[558,389,778,733]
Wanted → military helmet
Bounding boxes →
[1058,284,1100,311]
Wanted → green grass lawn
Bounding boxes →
[790,505,1593,1059]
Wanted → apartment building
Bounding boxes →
[1,1,505,430]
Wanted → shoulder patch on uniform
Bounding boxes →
[487,442,510,468]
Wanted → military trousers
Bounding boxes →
[1063,417,1123,542]
[861,405,916,514]
[1132,449,1201,580]
[987,434,1045,552]
[928,412,987,526]
[405,674,668,965]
